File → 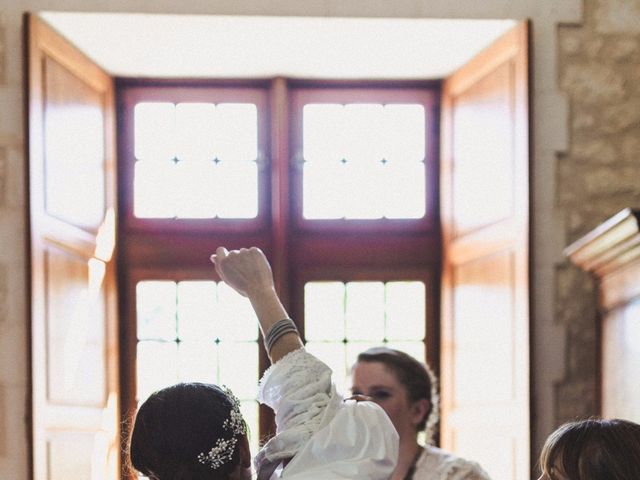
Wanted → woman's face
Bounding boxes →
[351,361,426,439]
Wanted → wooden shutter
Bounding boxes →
[27,14,119,480]
[440,22,530,480]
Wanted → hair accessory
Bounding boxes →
[197,386,247,469]
[264,318,298,354]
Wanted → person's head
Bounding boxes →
[128,383,252,480]
[538,418,640,480]
[351,347,438,442]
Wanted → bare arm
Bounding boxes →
[211,247,303,363]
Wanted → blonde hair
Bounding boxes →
[539,418,640,480]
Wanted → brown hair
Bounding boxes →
[127,383,245,480]
[539,418,640,480]
[356,346,439,440]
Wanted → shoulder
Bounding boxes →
[414,446,491,480]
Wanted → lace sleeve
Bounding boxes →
[254,348,342,467]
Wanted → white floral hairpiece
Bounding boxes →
[197,386,247,469]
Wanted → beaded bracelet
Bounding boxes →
[264,318,299,354]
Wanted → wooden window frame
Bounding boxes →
[116,77,441,447]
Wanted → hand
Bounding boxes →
[210,247,275,298]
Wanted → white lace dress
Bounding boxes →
[413,446,492,480]
[254,348,399,479]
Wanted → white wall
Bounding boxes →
[0,1,582,478]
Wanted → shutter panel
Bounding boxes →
[440,21,530,480]
[27,14,119,480]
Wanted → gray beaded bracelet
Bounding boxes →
[264,318,299,354]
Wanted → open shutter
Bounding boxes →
[440,22,530,480]
[27,14,119,480]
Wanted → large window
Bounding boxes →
[117,79,441,449]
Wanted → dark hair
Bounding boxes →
[356,346,439,440]
[539,418,640,480]
[127,383,246,480]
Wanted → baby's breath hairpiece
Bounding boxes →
[197,386,247,470]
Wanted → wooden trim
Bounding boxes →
[565,208,640,278]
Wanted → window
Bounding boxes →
[117,79,440,446]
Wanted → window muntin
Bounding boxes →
[135,280,260,453]
[302,103,426,220]
[304,280,426,394]
[133,102,259,219]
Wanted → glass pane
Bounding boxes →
[216,283,259,341]
[385,341,425,364]
[134,102,175,161]
[384,162,425,219]
[215,162,258,219]
[303,104,345,163]
[175,103,216,161]
[343,162,385,219]
[385,281,426,340]
[303,161,344,219]
[214,103,258,162]
[174,160,217,218]
[345,282,385,341]
[136,341,178,400]
[346,341,384,376]
[304,342,348,395]
[177,341,217,384]
[304,282,345,341]
[240,401,260,457]
[343,104,384,164]
[177,281,217,341]
[137,281,177,341]
[218,342,259,400]
[383,104,425,163]
[134,160,177,218]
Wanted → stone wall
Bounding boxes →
[554,0,640,425]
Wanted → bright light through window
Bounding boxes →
[133,102,258,219]
[303,103,426,220]
[135,280,260,453]
[304,280,426,394]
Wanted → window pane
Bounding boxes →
[214,103,258,162]
[343,162,385,219]
[383,104,425,163]
[133,102,259,220]
[385,281,426,340]
[216,283,259,341]
[134,160,177,218]
[137,281,177,341]
[305,342,348,394]
[343,104,384,164]
[302,162,344,219]
[177,341,217,384]
[384,162,425,219]
[174,160,217,218]
[303,104,345,163]
[302,102,426,220]
[175,103,216,161]
[177,281,217,341]
[218,342,259,400]
[134,102,175,161]
[136,341,178,400]
[215,162,258,219]
[345,282,385,341]
[346,341,385,374]
[304,282,345,341]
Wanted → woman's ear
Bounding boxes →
[411,399,430,427]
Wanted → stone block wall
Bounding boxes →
[555,0,640,424]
